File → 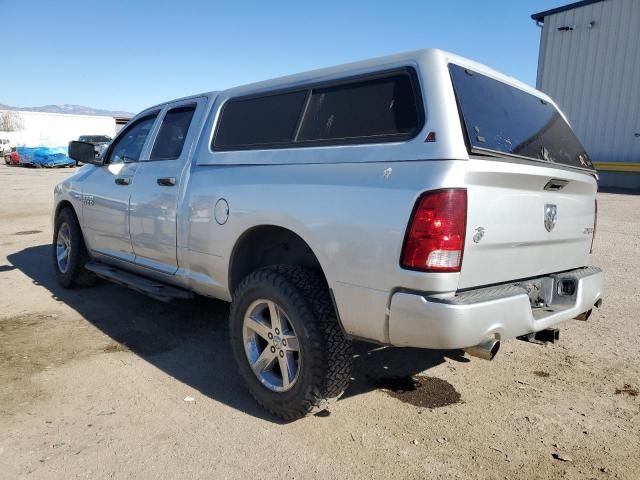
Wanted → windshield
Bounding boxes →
[79,135,112,143]
[449,64,593,170]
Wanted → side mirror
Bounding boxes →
[68,141,104,166]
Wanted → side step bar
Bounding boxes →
[85,261,193,303]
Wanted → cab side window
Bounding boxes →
[150,105,196,160]
[106,114,158,164]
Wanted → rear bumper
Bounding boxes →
[388,266,603,349]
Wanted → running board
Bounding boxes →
[85,261,193,303]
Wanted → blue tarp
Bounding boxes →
[17,146,75,168]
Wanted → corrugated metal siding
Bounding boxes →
[536,0,640,188]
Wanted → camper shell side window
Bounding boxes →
[212,68,425,151]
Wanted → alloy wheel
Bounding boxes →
[242,299,301,392]
[56,222,71,273]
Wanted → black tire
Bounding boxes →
[52,207,96,288]
[230,265,353,420]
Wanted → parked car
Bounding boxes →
[57,48,603,420]
[17,146,75,168]
[4,150,20,165]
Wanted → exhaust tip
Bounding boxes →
[464,339,500,361]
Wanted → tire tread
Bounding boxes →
[53,207,96,288]
[230,265,352,420]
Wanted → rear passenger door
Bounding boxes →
[129,98,205,274]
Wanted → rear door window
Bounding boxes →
[150,105,196,160]
[449,64,593,169]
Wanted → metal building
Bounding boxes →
[532,0,640,189]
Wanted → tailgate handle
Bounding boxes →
[544,179,569,191]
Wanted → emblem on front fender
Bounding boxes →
[544,204,557,232]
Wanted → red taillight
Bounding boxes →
[401,189,467,272]
[590,199,597,253]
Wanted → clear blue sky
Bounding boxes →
[2,0,566,114]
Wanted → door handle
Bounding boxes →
[115,177,131,186]
[157,177,176,187]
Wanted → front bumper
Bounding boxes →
[388,266,603,349]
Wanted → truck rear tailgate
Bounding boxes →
[459,157,597,289]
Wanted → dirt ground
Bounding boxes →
[0,164,638,479]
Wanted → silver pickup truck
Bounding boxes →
[56,48,603,420]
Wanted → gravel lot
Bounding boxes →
[0,164,638,479]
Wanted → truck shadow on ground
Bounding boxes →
[8,244,465,423]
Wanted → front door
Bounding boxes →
[81,112,159,262]
[129,99,204,274]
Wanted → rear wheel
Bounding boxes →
[52,208,96,288]
[230,265,353,420]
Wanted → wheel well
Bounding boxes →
[55,200,76,220]
[229,226,325,294]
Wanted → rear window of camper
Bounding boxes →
[449,63,593,170]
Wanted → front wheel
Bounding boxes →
[52,208,96,288]
[230,266,353,420]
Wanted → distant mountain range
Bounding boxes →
[0,103,134,118]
